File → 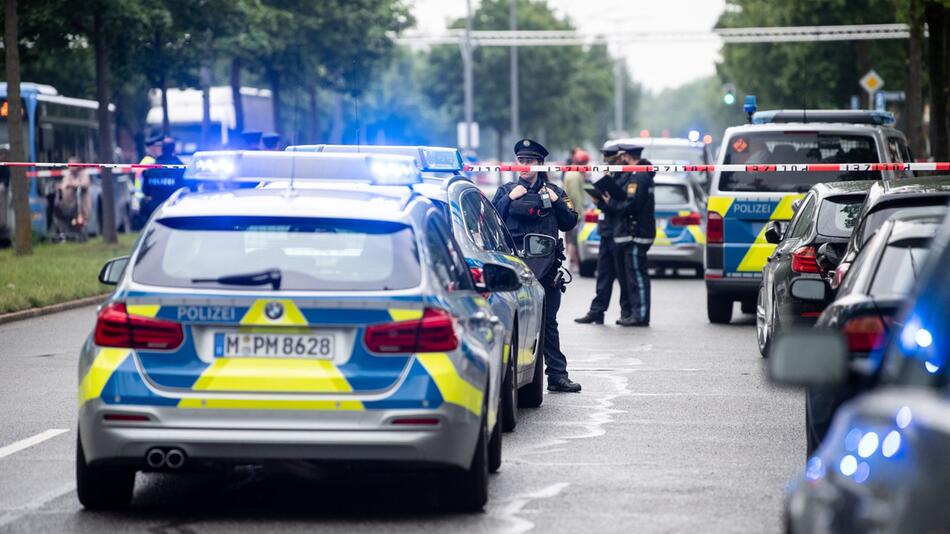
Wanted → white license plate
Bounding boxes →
[213,333,335,359]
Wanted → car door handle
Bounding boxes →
[471,311,501,325]
[519,271,535,282]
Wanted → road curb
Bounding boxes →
[0,294,107,326]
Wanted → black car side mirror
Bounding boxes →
[789,278,829,303]
[816,242,841,272]
[768,329,848,387]
[522,233,556,258]
[98,256,130,285]
[764,221,784,245]
[481,263,522,293]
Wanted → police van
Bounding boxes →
[705,108,912,324]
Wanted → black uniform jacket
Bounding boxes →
[596,159,656,244]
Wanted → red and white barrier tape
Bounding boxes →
[0,161,187,179]
[464,162,950,173]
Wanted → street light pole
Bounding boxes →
[510,0,519,143]
[613,57,624,135]
[463,0,474,154]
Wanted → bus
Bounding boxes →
[0,82,133,242]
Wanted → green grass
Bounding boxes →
[0,234,138,314]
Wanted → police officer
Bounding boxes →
[492,139,582,393]
[575,141,628,325]
[612,143,656,326]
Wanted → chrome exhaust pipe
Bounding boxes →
[146,448,166,469]
[164,448,186,470]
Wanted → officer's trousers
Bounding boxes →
[588,237,630,316]
[616,242,651,323]
[541,276,569,380]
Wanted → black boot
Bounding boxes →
[574,312,604,325]
[548,376,582,393]
[617,316,649,327]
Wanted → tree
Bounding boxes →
[636,76,747,143]
[924,1,949,160]
[4,0,31,254]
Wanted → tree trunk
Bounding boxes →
[200,64,212,148]
[94,9,117,244]
[925,3,949,161]
[329,91,344,144]
[269,69,282,136]
[4,0,31,254]
[160,74,170,137]
[230,57,244,137]
[906,0,925,159]
[309,86,320,144]
[853,41,871,109]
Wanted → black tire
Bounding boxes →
[76,433,135,510]
[445,405,489,512]
[488,409,502,474]
[740,298,756,315]
[707,293,733,324]
[693,265,705,279]
[578,260,596,278]
[500,331,518,432]
[518,310,545,408]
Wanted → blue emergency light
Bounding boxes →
[185,151,422,186]
[743,95,757,116]
[287,145,464,174]
[751,109,896,126]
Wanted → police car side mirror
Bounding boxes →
[768,329,848,387]
[522,234,556,258]
[764,221,783,245]
[98,256,129,285]
[482,263,522,293]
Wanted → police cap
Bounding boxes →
[145,133,163,146]
[616,142,645,157]
[514,138,548,161]
[601,140,620,157]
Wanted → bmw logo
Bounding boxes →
[264,302,284,320]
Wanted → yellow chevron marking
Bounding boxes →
[416,353,483,417]
[78,348,131,405]
[772,194,805,220]
[240,299,308,326]
[389,308,423,322]
[707,196,735,217]
[520,347,535,366]
[127,304,160,318]
[579,222,596,242]
[503,342,510,365]
[190,358,355,393]
[737,224,775,272]
[687,225,706,244]
[655,226,671,246]
[177,397,363,410]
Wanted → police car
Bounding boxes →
[705,107,912,324]
[286,145,548,427]
[76,150,545,512]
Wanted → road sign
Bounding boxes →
[457,122,479,150]
[859,70,884,94]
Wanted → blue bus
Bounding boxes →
[0,82,133,242]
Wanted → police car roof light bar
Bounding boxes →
[752,109,896,126]
[186,151,422,186]
[287,144,464,173]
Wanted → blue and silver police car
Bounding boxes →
[76,150,539,512]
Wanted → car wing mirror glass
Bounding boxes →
[816,242,841,272]
[98,256,130,285]
[481,263,522,293]
[789,278,829,302]
[768,329,848,387]
[764,221,784,245]
[522,233,556,258]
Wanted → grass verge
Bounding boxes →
[0,234,138,314]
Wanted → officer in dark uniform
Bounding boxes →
[611,142,656,326]
[492,139,582,393]
[575,141,627,325]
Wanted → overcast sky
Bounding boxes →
[409,0,728,93]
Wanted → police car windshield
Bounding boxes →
[132,216,421,291]
[719,132,882,193]
[642,146,704,164]
[655,184,689,205]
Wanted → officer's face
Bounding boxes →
[517,156,539,182]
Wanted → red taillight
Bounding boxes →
[671,212,701,227]
[584,209,599,223]
[364,307,459,354]
[103,414,150,422]
[792,246,821,273]
[842,316,887,352]
[707,212,723,243]
[391,417,440,426]
[94,302,184,350]
[831,261,851,289]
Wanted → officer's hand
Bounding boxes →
[509,185,528,200]
[602,192,611,202]
[544,188,558,202]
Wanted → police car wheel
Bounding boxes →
[501,333,518,432]
[518,311,546,409]
[488,409,503,474]
[444,401,490,512]
[75,433,135,510]
[707,294,734,324]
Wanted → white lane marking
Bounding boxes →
[0,481,76,529]
[490,482,570,534]
[0,429,70,460]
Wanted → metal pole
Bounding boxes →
[464,0,474,153]
[613,57,624,134]
[510,0,519,143]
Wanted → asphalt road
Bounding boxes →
[0,275,803,533]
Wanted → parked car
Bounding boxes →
[770,212,950,534]
[756,181,872,356]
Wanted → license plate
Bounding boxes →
[213,333,335,359]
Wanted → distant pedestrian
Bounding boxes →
[562,148,591,271]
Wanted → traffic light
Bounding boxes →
[722,83,737,106]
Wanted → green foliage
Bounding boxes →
[636,76,747,143]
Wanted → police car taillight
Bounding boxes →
[707,212,724,243]
[94,302,184,350]
[584,209,599,223]
[364,308,459,354]
[671,212,701,227]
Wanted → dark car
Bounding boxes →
[828,176,950,289]
[770,212,950,534]
[756,181,872,356]
[799,213,941,455]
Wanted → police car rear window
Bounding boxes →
[719,133,882,193]
[132,216,421,291]
[655,184,689,205]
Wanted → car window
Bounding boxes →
[480,196,514,254]
[655,184,689,205]
[426,216,474,292]
[838,233,879,295]
[887,137,914,179]
[817,197,864,238]
[857,204,949,246]
[869,239,930,296]
[460,190,499,252]
[719,132,883,192]
[132,216,421,291]
[786,194,817,240]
